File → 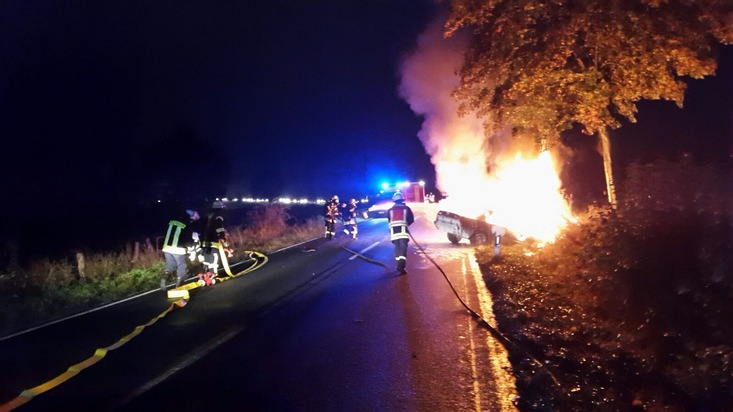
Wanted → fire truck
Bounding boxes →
[363,181,428,219]
[379,181,426,203]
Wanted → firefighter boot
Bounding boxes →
[160,272,170,292]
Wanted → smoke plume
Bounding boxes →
[397,16,573,237]
[398,17,491,196]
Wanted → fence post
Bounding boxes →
[491,226,506,258]
[132,241,140,262]
[76,252,86,279]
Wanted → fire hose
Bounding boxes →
[407,231,562,391]
[0,250,268,411]
[340,230,561,389]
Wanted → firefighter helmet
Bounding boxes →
[392,192,403,201]
[331,195,339,202]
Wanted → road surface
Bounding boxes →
[0,203,517,411]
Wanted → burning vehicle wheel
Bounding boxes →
[470,231,489,245]
[447,233,461,244]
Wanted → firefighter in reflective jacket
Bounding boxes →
[324,195,340,239]
[342,198,358,239]
[387,192,414,275]
[161,209,200,290]
[197,201,232,285]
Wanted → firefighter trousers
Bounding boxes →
[392,238,408,273]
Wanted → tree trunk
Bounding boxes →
[599,127,617,208]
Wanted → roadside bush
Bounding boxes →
[477,158,733,411]
[228,205,322,252]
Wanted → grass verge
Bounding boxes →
[0,205,322,339]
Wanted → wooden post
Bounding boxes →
[132,241,140,262]
[76,252,86,279]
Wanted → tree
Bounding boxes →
[446,0,733,207]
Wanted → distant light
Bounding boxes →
[419,181,425,186]
[222,197,229,202]
[157,199,161,203]
[381,182,389,190]
[397,181,409,188]
[232,198,239,202]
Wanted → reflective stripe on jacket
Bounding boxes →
[388,204,413,241]
[162,220,187,254]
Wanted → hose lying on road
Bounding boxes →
[0,250,268,412]
[408,231,562,391]
[341,246,388,268]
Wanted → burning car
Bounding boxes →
[434,210,518,246]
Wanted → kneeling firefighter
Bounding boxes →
[197,201,233,285]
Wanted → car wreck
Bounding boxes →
[433,210,518,246]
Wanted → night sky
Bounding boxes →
[1,1,437,212]
[1,1,732,257]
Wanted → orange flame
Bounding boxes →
[438,150,574,244]
[397,17,574,243]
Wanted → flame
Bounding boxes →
[438,150,574,244]
[398,16,574,244]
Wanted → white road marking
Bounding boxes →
[0,289,163,342]
[468,251,518,412]
[461,256,484,412]
[349,242,381,260]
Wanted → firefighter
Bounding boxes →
[324,195,340,239]
[387,192,414,275]
[197,201,231,285]
[160,209,200,291]
[342,198,358,239]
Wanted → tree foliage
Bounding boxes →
[446,0,733,145]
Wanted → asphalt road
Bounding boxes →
[0,204,517,411]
